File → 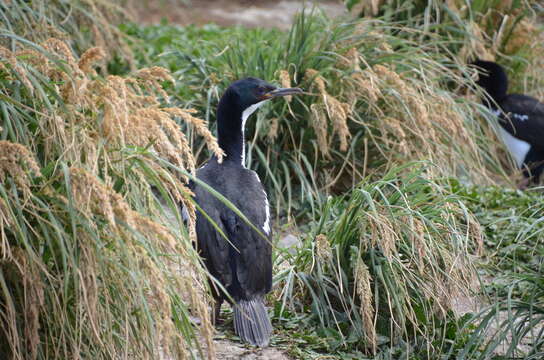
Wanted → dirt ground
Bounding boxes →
[135,0,347,29]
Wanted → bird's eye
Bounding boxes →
[258,86,266,94]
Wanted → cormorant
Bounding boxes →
[190,78,302,346]
[472,60,544,187]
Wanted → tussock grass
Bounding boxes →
[127,13,507,222]
[274,163,480,356]
[348,0,544,97]
[0,32,218,358]
[1,0,131,61]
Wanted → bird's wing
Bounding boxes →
[228,206,272,299]
[499,94,544,147]
[195,202,233,288]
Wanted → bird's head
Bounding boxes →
[224,77,303,114]
[470,60,508,101]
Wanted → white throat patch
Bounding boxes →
[241,100,267,166]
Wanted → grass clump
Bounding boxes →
[274,163,481,356]
[1,0,132,60]
[125,13,505,221]
[347,0,544,96]
[0,31,218,359]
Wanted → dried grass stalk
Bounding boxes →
[305,69,352,154]
[279,69,292,102]
[354,260,376,353]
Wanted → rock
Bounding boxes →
[277,234,301,254]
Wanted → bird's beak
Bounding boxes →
[264,87,303,99]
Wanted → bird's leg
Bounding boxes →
[213,298,223,326]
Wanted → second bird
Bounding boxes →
[190,78,302,347]
[472,60,544,187]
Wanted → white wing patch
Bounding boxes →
[491,109,501,117]
[498,127,531,168]
[251,171,270,235]
[241,100,267,167]
[263,194,270,235]
[491,109,532,168]
[512,113,529,122]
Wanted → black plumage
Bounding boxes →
[472,60,544,186]
[190,78,302,347]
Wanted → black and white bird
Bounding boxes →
[472,60,544,187]
[190,78,302,347]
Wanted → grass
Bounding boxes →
[0,25,218,360]
[2,0,544,359]
[450,184,544,359]
[273,163,479,357]
[123,12,509,225]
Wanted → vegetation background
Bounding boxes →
[0,0,542,359]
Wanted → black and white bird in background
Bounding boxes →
[188,78,302,347]
[471,60,544,188]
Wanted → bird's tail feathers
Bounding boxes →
[233,298,272,347]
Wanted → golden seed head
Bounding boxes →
[279,69,292,102]
[78,47,106,74]
[315,234,332,261]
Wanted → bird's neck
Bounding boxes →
[481,69,509,107]
[216,96,265,166]
[217,102,245,165]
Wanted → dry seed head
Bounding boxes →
[382,117,409,156]
[354,260,376,352]
[410,218,427,273]
[164,108,225,165]
[324,95,352,152]
[351,71,381,104]
[305,69,327,94]
[14,49,48,75]
[135,66,174,83]
[69,167,116,224]
[135,66,175,100]
[310,103,330,157]
[0,196,11,230]
[134,215,179,253]
[315,234,332,262]
[468,215,484,256]
[278,70,292,102]
[373,64,407,93]
[42,38,80,74]
[0,141,40,196]
[369,213,397,260]
[306,69,352,152]
[78,47,106,74]
[134,108,195,175]
[181,193,197,242]
[0,46,34,92]
[267,117,279,143]
[338,47,361,70]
